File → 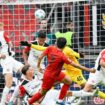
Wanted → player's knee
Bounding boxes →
[83,83,93,92]
[5,82,12,88]
[5,74,13,87]
[65,76,72,85]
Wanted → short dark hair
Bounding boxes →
[38,31,46,38]
[21,65,30,75]
[57,37,67,49]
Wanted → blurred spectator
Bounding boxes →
[55,19,78,52]
[57,3,72,22]
[35,19,56,45]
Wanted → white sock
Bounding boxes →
[68,96,78,103]
[1,86,10,105]
[10,85,19,102]
[57,99,63,103]
[72,90,93,97]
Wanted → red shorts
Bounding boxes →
[42,72,65,90]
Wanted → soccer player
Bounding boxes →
[22,31,49,79]
[21,37,95,105]
[0,22,24,105]
[65,49,105,101]
[8,65,42,105]
[8,65,61,105]
[82,49,105,99]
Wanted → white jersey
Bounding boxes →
[94,49,105,73]
[28,46,44,70]
[21,78,42,96]
[0,31,24,74]
[25,40,48,70]
[21,78,60,105]
[0,31,9,55]
[22,79,72,105]
[87,49,105,85]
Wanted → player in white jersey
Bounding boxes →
[0,22,24,105]
[8,65,61,105]
[67,49,105,100]
[22,31,49,79]
[82,49,105,99]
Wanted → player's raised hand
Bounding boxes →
[90,68,96,73]
[20,41,31,47]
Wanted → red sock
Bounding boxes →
[28,92,43,104]
[59,84,69,100]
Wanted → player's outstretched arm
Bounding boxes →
[31,44,46,51]
[20,41,31,47]
[20,41,46,51]
[70,60,96,73]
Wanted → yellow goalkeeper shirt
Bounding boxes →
[31,44,81,73]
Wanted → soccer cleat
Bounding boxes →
[8,101,13,105]
[56,101,65,105]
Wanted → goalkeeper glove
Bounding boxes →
[20,41,31,47]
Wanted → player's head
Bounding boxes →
[0,22,4,31]
[40,19,47,29]
[21,65,34,77]
[57,37,67,49]
[38,31,46,45]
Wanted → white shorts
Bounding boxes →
[0,56,24,74]
[87,70,105,86]
[41,89,60,105]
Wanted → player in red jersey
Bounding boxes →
[25,37,95,105]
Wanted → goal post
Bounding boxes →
[0,0,88,5]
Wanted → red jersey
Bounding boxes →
[43,46,71,77]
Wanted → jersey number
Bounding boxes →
[77,76,83,81]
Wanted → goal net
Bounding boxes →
[0,0,105,104]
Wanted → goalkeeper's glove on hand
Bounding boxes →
[20,41,31,47]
